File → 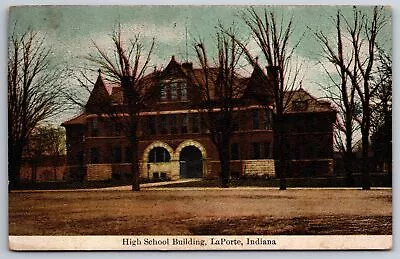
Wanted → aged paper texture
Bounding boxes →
[8,4,392,251]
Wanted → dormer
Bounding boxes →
[161,55,187,80]
[292,100,308,111]
[158,56,190,103]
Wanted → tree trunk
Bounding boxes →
[32,163,37,183]
[343,110,355,186]
[361,127,371,190]
[130,135,140,191]
[343,151,354,186]
[8,143,23,191]
[217,138,231,188]
[274,115,286,190]
[344,126,354,186]
[278,133,286,190]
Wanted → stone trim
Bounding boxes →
[174,140,207,160]
[142,141,174,163]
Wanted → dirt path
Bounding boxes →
[9,188,391,235]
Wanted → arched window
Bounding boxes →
[148,147,171,163]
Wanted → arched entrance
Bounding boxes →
[179,146,203,178]
[142,142,174,180]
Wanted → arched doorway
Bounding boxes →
[179,146,203,178]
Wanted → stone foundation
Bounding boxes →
[242,159,275,177]
[86,164,112,181]
[141,160,180,180]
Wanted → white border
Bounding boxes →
[2,0,398,258]
[8,235,393,250]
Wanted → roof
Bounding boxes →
[85,71,112,112]
[61,113,86,126]
[110,87,123,104]
[284,88,334,113]
[62,56,335,125]
[84,56,274,105]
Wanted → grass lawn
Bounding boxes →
[12,173,391,191]
[9,188,391,235]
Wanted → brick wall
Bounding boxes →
[20,165,67,182]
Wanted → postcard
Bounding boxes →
[8,5,392,251]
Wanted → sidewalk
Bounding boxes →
[100,178,203,191]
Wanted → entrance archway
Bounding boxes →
[179,146,203,178]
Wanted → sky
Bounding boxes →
[7,5,392,124]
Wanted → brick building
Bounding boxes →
[62,56,336,182]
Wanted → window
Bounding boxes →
[170,114,178,134]
[191,114,200,133]
[91,118,99,137]
[181,114,188,134]
[293,100,308,111]
[252,142,272,160]
[264,142,272,159]
[180,82,187,100]
[200,116,209,133]
[251,142,261,159]
[148,147,171,163]
[264,110,273,130]
[160,84,167,100]
[252,110,260,129]
[171,83,177,100]
[160,115,168,134]
[125,147,132,163]
[90,147,100,164]
[231,143,240,160]
[232,113,240,131]
[148,116,156,135]
[114,124,121,136]
[113,147,122,163]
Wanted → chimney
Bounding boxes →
[182,62,193,70]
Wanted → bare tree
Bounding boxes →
[84,27,157,191]
[371,47,391,136]
[371,47,392,175]
[194,28,245,187]
[237,8,303,190]
[8,29,66,190]
[314,6,387,189]
[315,10,360,186]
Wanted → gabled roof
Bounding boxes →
[284,88,334,113]
[88,56,273,105]
[241,63,274,103]
[161,55,187,79]
[110,87,123,104]
[62,56,334,129]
